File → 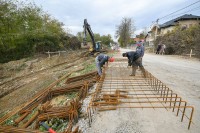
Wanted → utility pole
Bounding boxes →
[155,19,159,40]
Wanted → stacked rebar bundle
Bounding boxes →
[0,71,98,132]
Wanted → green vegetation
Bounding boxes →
[4,113,19,126]
[39,118,68,132]
[70,58,96,77]
[80,62,96,75]
[17,108,38,127]
[76,32,114,45]
[129,39,136,44]
[155,25,200,58]
[0,0,81,63]
[15,63,28,71]
[66,92,78,99]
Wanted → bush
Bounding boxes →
[155,25,200,58]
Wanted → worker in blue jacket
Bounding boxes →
[136,42,145,63]
[122,51,146,77]
[95,54,114,75]
[135,42,145,71]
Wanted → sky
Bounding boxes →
[27,0,200,40]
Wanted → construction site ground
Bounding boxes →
[0,48,200,133]
[78,48,200,133]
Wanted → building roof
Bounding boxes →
[174,14,200,22]
[159,14,200,28]
[159,19,176,28]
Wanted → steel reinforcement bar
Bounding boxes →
[87,61,195,130]
[0,71,99,132]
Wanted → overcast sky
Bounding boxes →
[30,0,200,40]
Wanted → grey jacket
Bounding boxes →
[136,45,145,57]
[96,54,109,67]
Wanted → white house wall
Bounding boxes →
[178,20,200,28]
[160,26,175,35]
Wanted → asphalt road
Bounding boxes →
[143,53,200,132]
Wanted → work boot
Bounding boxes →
[140,66,146,78]
[131,66,137,76]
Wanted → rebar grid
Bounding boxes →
[87,60,194,129]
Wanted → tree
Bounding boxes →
[142,27,148,37]
[76,32,84,42]
[136,33,145,39]
[136,27,148,39]
[100,34,113,45]
[115,17,135,47]
[94,33,101,41]
[0,0,72,63]
[77,31,114,46]
[129,39,136,44]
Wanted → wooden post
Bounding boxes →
[189,49,192,58]
[59,51,60,56]
[48,51,50,58]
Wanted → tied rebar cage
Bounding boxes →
[87,57,194,130]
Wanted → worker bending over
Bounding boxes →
[122,52,146,77]
[95,54,114,76]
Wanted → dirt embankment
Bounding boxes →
[0,50,95,114]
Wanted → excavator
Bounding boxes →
[83,19,102,54]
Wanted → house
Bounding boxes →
[160,14,200,35]
[146,14,200,46]
[145,31,154,46]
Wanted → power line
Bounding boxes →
[158,0,200,20]
[171,6,200,18]
[158,5,200,23]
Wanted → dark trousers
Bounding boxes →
[131,57,146,77]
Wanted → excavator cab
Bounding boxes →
[89,41,101,52]
[95,41,102,51]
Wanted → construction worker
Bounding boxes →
[122,52,146,77]
[95,54,114,76]
[136,42,145,58]
[159,44,166,55]
[156,42,162,54]
[136,42,145,70]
